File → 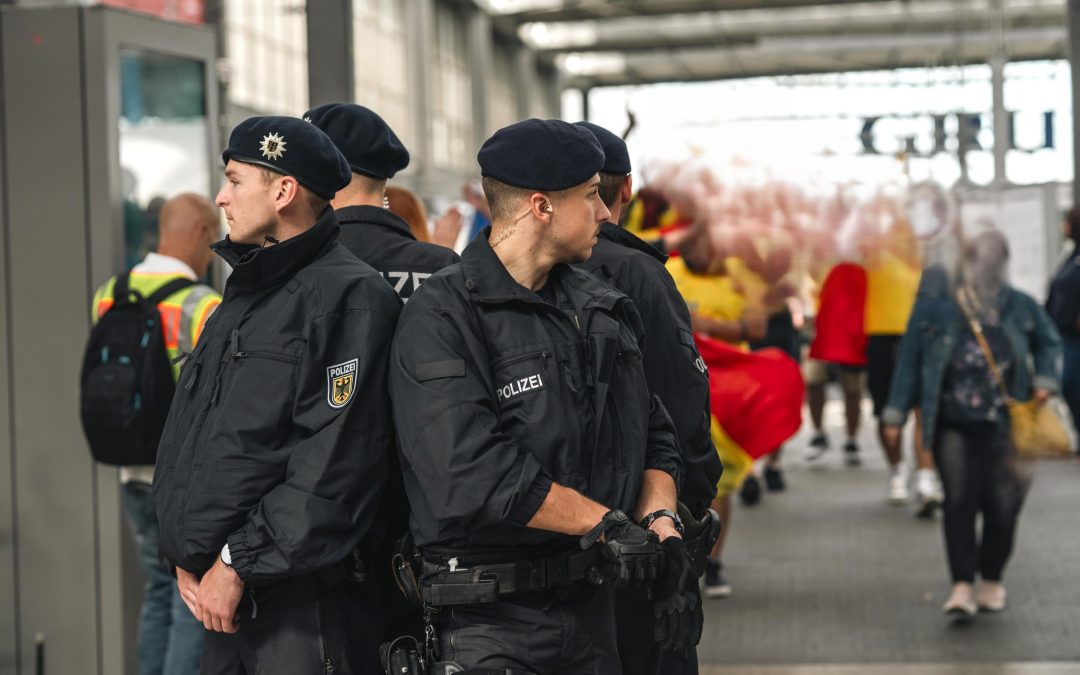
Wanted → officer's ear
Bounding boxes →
[529,192,554,221]
[274,175,302,213]
[620,175,633,205]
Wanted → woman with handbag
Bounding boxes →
[881,230,1063,621]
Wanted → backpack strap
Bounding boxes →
[113,271,136,305]
[145,277,197,307]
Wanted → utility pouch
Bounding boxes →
[380,636,424,675]
[423,569,500,606]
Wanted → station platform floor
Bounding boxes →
[695,401,1080,674]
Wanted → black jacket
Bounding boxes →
[335,205,460,301]
[153,209,402,581]
[388,230,682,555]
[579,223,721,513]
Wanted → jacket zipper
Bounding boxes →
[495,349,551,368]
[233,350,299,364]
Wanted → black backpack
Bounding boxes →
[79,272,195,466]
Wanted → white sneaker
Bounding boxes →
[914,468,944,518]
[888,463,910,504]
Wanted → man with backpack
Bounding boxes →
[84,192,221,675]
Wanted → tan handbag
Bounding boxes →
[957,288,1072,458]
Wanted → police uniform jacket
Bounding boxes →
[153,209,402,581]
[579,222,721,514]
[336,205,459,301]
[389,230,682,555]
[1047,248,1080,340]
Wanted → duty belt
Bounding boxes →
[420,547,605,607]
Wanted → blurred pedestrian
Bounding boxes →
[1045,206,1080,442]
[385,185,431,242]
[883,230,1062,620]
[667,222,765,596]
[90,193,222,675]
[864,219,943,513]
[803,262,867,466]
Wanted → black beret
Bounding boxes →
[222,116,351,200]
[303,103,410,179]
[477,118,605,191]
[574,121,631,175]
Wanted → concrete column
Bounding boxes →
[582,87,591,122]
[1070,0,1080,204]
[467,9,494,145]
[305,0,354,106]
[407,0,435,194]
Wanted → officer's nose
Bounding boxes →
[215,184,228,208]
[597,199,611,224]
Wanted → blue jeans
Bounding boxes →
[1062,336,1080,442]
[121,481,204,675]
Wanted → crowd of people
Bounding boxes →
[80,101,1077,675]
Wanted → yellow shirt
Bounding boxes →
[666,256,745,324]
[863,250,920,335]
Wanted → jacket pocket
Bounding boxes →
[610,349,647,474]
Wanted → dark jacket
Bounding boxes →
[335,205,459,301]
[882,267,1062,447]
[388,231,682,555]
[153,209,402,581]
[1046,249,1080,340]
[578,222,720,514]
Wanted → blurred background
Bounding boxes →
[0,1,1078,674]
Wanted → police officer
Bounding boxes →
[389,119,696,674]
[153,116,402,674]
[304,102,458,643]
[304,103,459,300]
[574,122,718,674]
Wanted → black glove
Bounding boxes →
[580,510,661,588]
[678,505,722,578]
[650,537,703,652]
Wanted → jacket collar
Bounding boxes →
[461,227,626,311]
[212,207,340,288]
[334,205,416,241]
[597,221,667,264]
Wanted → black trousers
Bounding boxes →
[201,574,383,675]
[934,424,1027,584]
[615,588,697,675]
[433,584,619,675]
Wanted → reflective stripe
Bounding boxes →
[179,285,219,353]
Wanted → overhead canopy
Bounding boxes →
[480,0,1067,88]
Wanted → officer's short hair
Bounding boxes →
[481,176,534,222]
[258,167,329,217]
[1067,206,1080,246]
[597,172,627,210]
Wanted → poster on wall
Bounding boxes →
[958,184,1060,302]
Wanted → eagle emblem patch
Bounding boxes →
[327,358,358,409]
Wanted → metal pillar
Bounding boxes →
[990,0,1008,185]
[1070,0,1080,205]
[514,47,536,119]
[467,9,494,146]
[582,87,591,122]
[407,0,435,195]
[306,0,354,107]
